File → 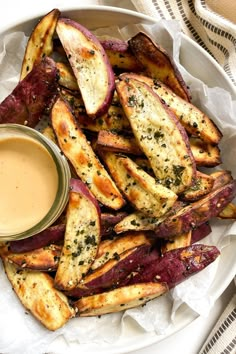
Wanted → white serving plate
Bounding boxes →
[0,5,235,354]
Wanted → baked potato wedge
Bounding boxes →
[20,8,60,80]
[56,18,115,117]
[61,88,130,133]
[100,38,143,72]
[133,157,154,176]
[190,137,221,166]
[56,61,79,90]
[114,201,185,234]
[67,244,151,298]
[0,57,58,127]
[9,211,127,254]
[74,282,168,316]
[95,126,221,168]
[121,73,222,144]
[191,222,212,244]
[4,261,74,330]
[127,244,220,288]
[211,170,233,190]
[96,130,142,155]
[42,124,57,143]
[161,231,192,253]
[1,244,61,271]
[180,171,214,202]
[51,96,125,210]
[218,203,236,219]
[54,179,101,291]
[100,211,127,236]
[116,75,196,194]
[9,224,65,253]
[154,180,236,238]
[101,152,177,217]
[128,32,191,101]
[92,231,152,270]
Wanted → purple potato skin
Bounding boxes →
[127,244,220,288]
[8,210,123,254]
[9,224,65,253]
[100,38,129,52]
[8,212,123,253]
[69,178,101,218]
[0,57,58,127]
[66,244,152,298]
[154,180,236,238]
[128,32,191,101]
[101,212,128,237]
[57,18,115,118]
[191,222,212,244]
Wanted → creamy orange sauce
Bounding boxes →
[0,136,58,234]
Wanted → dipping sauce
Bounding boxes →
[0,136,58,234]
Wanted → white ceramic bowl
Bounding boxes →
[0,5,235,354]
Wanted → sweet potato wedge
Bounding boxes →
[114,201,185,234]
[191,222,212,244]
[161,222,213,251]
[100,38,143,72]
[8,212,128,254]
[133,157,154,176]
[20,8,60,80]
[100,211,127,236]
[211,170,233,190]
[210,171,235,218]
[190,137,221,166]
[67,244,151,298]
[1,244,61,271]
[61,88,130,133]
[101,152,177,217]
[56,61,79,90]
[128,32,191,101]
[121,73,222,144]
[116,75,196,194]
[127,244,220,288]
[9,224,65,253]
[54,179,101,291]
[96,130,143,155]
[0,57,58,127]
[42,124,58,143]
[154,180,236,238]
[4,261,74,330]
[92,231,152,270]
[96,126,221,167]
[180,171,214,202]
[161,231,192,253]
[56,18,115,117]
[51,96,125,210]
[218,203,236,219]
[74,282,168,316]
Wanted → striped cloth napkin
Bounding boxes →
[130,0,236,86]
[199,292,236,354]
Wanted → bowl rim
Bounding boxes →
[0,5,235,97]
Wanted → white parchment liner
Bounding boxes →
[0,18,235,354]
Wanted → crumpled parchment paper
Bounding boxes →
[0,16,236,354]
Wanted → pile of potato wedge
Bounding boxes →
[0,9,236,331]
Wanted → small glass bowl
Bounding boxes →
[0,124,71,241]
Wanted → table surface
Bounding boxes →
[0,2,235,354]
